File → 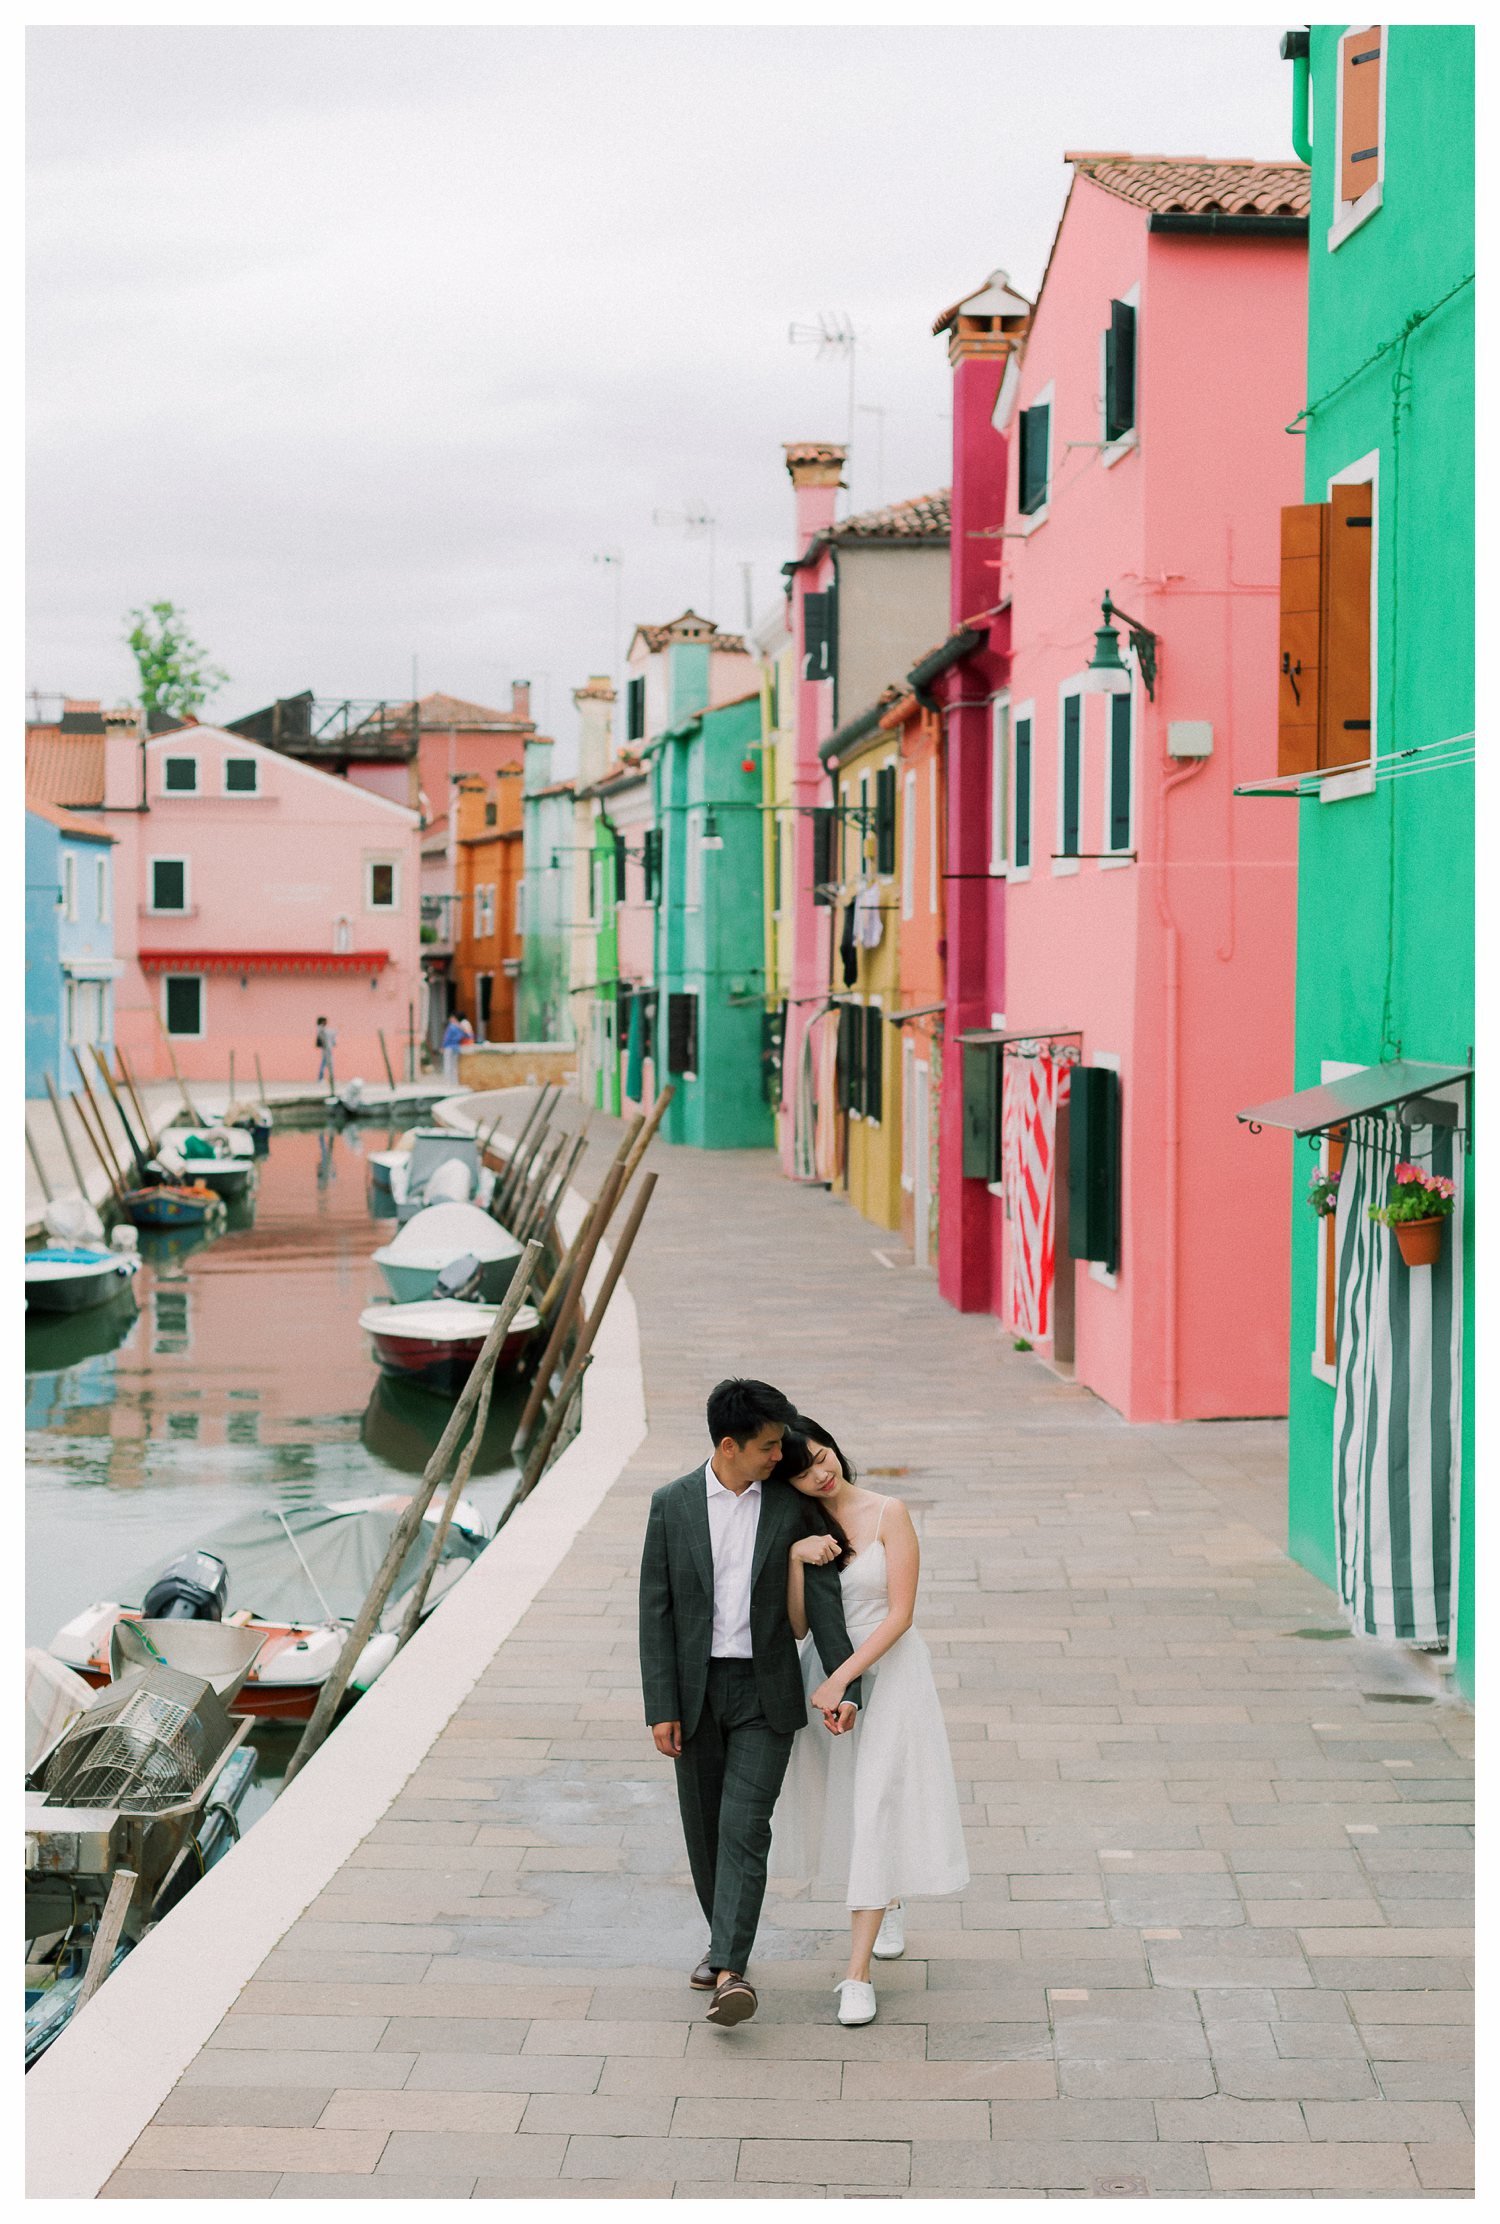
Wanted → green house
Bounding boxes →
[515,741,576,1047]
[1242,27,1473,1696]
[649,689,772,1150]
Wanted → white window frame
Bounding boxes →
[685,809,702,912]
[161,754,199,795]
[992,349,1021,432]
[149,855,190,914]
[475,883,496,940]
[95,853,109,923]
[901,769,916,920]
[365,857,400,912]
[928,757,938,914]
[1009,697,1036,882]
[515,878,526,936]
[1085,1051,1123,1287]
[162,972,206,1040]
[1053,680,1086,877]
[64,978,78,1046]
[1321,451,1380,803]
[901,1033,916,1192]
[1018,378,1054,536]
[1099,281,1141,470]
[1328,24,1387,252]
[1100,679,1136,867]
[61,851,77,922]
[988,693,1010,875]
[222,756,260,795]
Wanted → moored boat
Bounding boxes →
[25,1242,140,1316]
[120,1181,225,1229]
[373,1200,523,1305]
[390,1128,492,1222]
[359,1296,541,1397]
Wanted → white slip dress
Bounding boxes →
[770,1499,969,1911]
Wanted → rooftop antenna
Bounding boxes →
[591,549,624,671]
[652,506,717,620]
[789,310,860,479]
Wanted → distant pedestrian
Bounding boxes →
[316,1015,337,1091]
[440,1013,469,1085]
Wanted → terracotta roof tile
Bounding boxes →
[1069,152,1310,218]
[25,730,105,808]
[25,793,116,840]
[628,610,750,656]
[830,488,951,543]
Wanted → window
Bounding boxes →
[626,675,646,742]
[1018,398,1051,515]
[989,698,1010,873]
[901,770,916,919]
[475,884,495,939]
[666,990,699,1078]
[1331,25,1384,245]
[642,826,662,904]
[163,756,198,793]
[811,807,836,905]
[1107,693,1134,855]
[613,831,627,905]
[224,758,258,794]
[96,855,109,922]
[484,801,497,828]
[61,852,77,922]
[901,1035,916,1190]
[838,1001,864,1115]
[164,975,204,1037]
[961,1042,1002,1181]
[64,978,78,1046]
[863,1004,884,1123]
[802,588,837,682]
[1277,473,1375,782]
[1012,713,1033,873]
[856,776,869,882]
[1103,299,1137,444]
[1058,694,1082,863]
[367,860,398,910]
[150,857,188,912]
[875,764,897,876]
[773,816,784,915]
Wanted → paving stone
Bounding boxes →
[403,2053,602,2094]
[101,2171,281,2198]
[738,2140,910,2186]
[181,2050,415,2090]
[152,2087,335,2129]
[671,2096,990,2141]
[206,2015,389,2053]
[125,2127,387,2175]
[1203,2141,1421,2191]
[317,2090,527,2132]
[374,2131,568,2176]
[1299,2101,1469,2141]
[1408,2141,1474,2190]
[270,2175,478,2199]
[908,2138,1210,2191]
[560,2135,738,2179]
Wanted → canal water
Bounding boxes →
[26,1121,528,1811]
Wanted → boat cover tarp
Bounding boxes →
[121,1505,486,1630]
[379,1202,520,1266]
[26,1647,96,1772]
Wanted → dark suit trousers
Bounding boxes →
[675,1659,794,1976]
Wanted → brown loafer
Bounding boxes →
[689,1954,717,1990]
[705,1973,757,2026]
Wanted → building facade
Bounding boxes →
[451,766,525,1043]
[515,735,576,1049]
[25,801,118,1097]
[1241,27,1474,1695]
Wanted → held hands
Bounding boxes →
[790,1534,840,1568]
[811,1675,857,1735]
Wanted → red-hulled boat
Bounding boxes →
[358,1297,541,1398]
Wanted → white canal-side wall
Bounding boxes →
[26,1090,647,2200]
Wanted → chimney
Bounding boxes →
[572,675,615,788]
[934,271,1031,624]
[783,441,846,552]
[104,708,145,810]
[511,679,531,722]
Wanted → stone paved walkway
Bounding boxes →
[102,1119,1473,2198]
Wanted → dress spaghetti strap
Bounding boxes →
[875,1496,890,1541]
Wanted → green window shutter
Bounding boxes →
[164,976,201,1035]
[1018,404,1050,515]
[1013,717,1032,869]
[627,677,646,742]
[875,766,897,876]
[961,1043,1000,1180]
[863,1005,884,1122]
[802,592,830,680]
[1060,696,1081,857]
[666,991,697,1076]
[811,806,836,904]
[1109,695,1132,851]
[1104,301,1136,443]
[613,831,627,904]
[1067,1066,1120,1273]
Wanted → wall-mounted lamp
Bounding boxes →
[1084,593,1158,701]
[700,811,725,852]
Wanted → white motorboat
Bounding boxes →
[373,1200,523,1304]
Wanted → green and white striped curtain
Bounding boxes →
[1332,1122,1463,1647]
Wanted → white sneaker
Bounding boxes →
[873,1903,905,1959]
[835,1978,877,2026]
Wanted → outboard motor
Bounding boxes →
[141,1549,229,1623]
[433,1252,484,1303]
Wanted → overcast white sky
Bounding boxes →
[28,24,1294,768]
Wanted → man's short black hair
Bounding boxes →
[707,1377,796,1448]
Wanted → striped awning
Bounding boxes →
[138,949,389,977]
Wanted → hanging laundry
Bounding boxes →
[853,881,884,950]
[839,897,859,986]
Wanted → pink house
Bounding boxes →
[953,154,1307,1422]
[106,725,423,1086]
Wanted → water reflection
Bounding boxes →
[26,1125,520,1649]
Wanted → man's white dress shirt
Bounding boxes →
[705,1460,761,1658]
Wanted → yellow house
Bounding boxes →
[823,702,903,1234]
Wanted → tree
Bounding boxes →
[124,601,229,723]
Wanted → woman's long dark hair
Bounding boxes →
[768,1427,854,1569]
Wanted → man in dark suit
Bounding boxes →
[639,1377,861,2026]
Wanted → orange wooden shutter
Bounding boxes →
[1340,27,1383,205]
[1278,503,1327,777]
[1321,481,1373,769]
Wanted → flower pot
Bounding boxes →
[1394,1216,1445,1268]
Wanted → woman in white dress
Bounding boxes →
[768,1419,968,2025]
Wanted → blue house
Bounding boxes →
[26,801,119,1097]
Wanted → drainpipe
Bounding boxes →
[1151,754,1210,1423]
[1281,30,1313,165]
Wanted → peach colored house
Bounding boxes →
[111,726,422,1086]
[972,153,1307,1421]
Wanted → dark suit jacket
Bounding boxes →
[639,1466,864,1738]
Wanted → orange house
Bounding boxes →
[452,769,524,1042]
[885,689,946,1269]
